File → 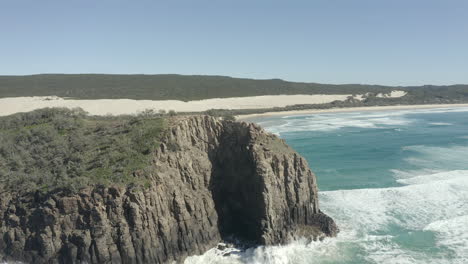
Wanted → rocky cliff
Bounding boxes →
[0,116,337,264]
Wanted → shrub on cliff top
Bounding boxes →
[0,108,166,193]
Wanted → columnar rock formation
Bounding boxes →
[0,116,337,264]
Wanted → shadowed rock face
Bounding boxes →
[0,116,337,264]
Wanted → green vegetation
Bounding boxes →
[1,74,467,105]
[199,89,468,117]
[204,109,236,121]
[0,108,166,193]
[0,74,441,100]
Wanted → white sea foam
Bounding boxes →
[263,107,468,135]
[264,112,413,135]
[424,215,468,262]
[187,167,468,263]
[401,145,468,171]
[391,144,468,180]
[321,171,468,232]
[429,122,453,126]
[187,160,468,263]
[396,170,468,185]
[410,107,468,114]
[390,168,440,180]
[319,144,468,263]
[319,168,468,263]
[186,237,349,264]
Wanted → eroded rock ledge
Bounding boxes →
[0,116,338,264]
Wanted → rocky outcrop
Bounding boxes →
[0,116,337,264]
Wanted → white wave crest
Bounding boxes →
[429,122,453,126]
[321,171,468,232]
[185,237,349,264]
[262,107,468,134]
[424,215,468,261]
[264,112,412,134]
[320,169,468,263]
[187,168,468,264]
[401,145,468,171]
[396,170,468,185]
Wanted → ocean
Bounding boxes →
[186,107,468,264]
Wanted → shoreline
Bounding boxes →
[236,104,468,120]
[1,96,468,120]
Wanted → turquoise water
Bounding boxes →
[187,107,468,264]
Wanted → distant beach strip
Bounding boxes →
[236,103,468,120]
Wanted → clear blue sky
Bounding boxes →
[1,0,467,85]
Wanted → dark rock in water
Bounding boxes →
[0,116,338,264]
[217,243,227,251]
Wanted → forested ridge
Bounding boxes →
[1,74,467,101]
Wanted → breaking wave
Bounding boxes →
[259,107,468,135]
[187,109,468,264]
[187,143,468,263]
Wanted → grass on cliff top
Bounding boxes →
[0,108,166,193]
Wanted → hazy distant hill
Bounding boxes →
[0,74,467,104]
[0,74,416,100]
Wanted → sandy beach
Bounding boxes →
[236,104,468,120]
[1,91,461,119]
[0,94,356,116]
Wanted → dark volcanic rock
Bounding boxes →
[0,116,338,264]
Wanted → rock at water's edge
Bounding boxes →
[0,116,338,264]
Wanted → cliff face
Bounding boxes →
[0,116,337,264]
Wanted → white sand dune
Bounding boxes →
[2,90,453,119]
[376,90,407,98]
[0,94,354,116]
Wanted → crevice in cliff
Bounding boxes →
[209,124,267,244]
